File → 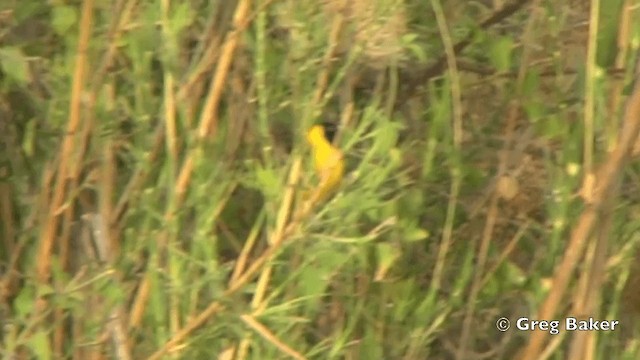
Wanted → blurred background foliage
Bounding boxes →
[1,0,640,359]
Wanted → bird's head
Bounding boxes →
[306,125,326,146]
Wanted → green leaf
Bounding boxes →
[299,242,350,313]
[29,331,52,360]
[543,113,566,138]
[22,119,36,157]
[37,283,55,297]
[522,70,540,97]
[375,122,399,153]
[52,5,77,36]
[402,33,427,63]
[170,3,195,36]
[389,147,402,167]
[500,261,526,286]
[489,36,513,72]
[14,286,35,318]
[255,165,280,199]
[524,100,545,124]
[0,47,30,86]
[404,226,429,242]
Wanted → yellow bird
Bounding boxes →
[306,124,344,202]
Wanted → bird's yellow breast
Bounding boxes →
[306,125,344,201]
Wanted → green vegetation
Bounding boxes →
[1,0,640,359]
